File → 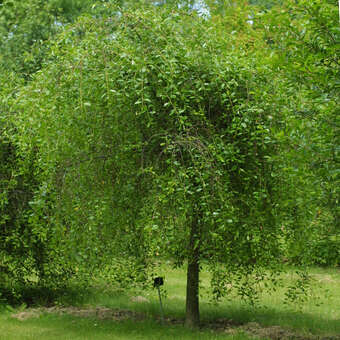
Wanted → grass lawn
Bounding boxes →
[0,265,339,340]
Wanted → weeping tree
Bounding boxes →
[15,4,288,326]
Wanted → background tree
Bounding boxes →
[256,0,339,266]
[0,0,94,303]
[0,0,93,78]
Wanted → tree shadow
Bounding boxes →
[200,303,340,337]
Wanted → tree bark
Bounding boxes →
[185,213,200,328]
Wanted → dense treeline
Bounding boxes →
[0,0,339,327]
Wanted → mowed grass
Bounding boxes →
[0,313,252,340]
[0,265,339,340]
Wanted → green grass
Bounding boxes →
[0,313,251,340]
[1,265,339,340]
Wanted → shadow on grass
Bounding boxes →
[82,287,340,336]
[200,302,340,336]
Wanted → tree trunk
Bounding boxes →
[185,214,200,328]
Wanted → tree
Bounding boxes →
[13,4,293,325]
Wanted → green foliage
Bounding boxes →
[0,0,109,303]
[306,238,340,267]
[255,0,339,266]
[0,69,80,304]
[0,71,34,301]
[0,0,93,77]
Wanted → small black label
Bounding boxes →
[153,277,164,287]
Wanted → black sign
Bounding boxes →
[153,277,164,287]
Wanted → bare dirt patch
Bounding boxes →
[11,309,41,321]
[11,306,145,322]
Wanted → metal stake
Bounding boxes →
[156,285,165,324]
[153,277,165,324]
